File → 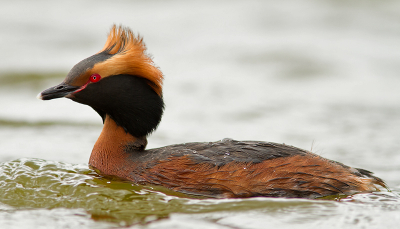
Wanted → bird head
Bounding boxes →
[38,25,164,137]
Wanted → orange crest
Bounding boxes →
[91,25,163,95]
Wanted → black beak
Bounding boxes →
[37,82,80,100]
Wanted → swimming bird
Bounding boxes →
[38,25,386,198]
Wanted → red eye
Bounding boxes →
[90,74,101,83]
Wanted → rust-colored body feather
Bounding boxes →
[141,155,381,198]
[88,117,385,198]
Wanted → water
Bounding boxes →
[1,0,400,228]
[1,159,400,229]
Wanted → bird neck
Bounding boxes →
[89,114,147,174]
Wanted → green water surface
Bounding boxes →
[0,158,399,228]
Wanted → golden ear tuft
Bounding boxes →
[95,25,163,96]
[100,25,142,55]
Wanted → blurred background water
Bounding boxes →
[0,0,400,228]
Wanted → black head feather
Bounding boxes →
[71,74,164,137]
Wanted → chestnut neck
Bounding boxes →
[89,115,147,175]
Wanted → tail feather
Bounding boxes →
[355,168,388,191]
